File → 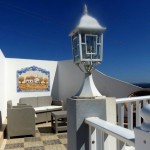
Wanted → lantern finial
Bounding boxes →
[84,4,88,15]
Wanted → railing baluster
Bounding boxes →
[89,125,96,150]
[136,101,141,127]
[116,96,150,130]
[117,140,125,150]
[118,103,124,127]
[128,102,133,130]
[96,129,104,150]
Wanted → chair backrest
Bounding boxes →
[37,96,52,107]
[7,104,35,138]
[19,97,38,107]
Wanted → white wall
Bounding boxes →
[57,60,142,104]
[5,58,58,105]
[93,70,142,98]
[0,50,6,122]
[58,60,84,102]
[1,57,143,120]
[58,60,85,109]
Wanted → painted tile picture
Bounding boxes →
[17,66,50,92]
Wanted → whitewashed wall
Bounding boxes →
[5,58,58,105]
[58,60,84,101]
[93,70,142,98]
[0,50,6,122]
[0,55,143,121]
[57,60,142,104]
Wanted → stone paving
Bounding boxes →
[1,123,67,150]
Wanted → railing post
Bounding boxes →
[134,104,150,150]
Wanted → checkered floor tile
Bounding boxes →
[2,123,67,150]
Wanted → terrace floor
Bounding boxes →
[1,122,67,150]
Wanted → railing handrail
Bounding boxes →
[116,95,150,104]
[85,117,135,147]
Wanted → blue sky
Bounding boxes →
[0,0,150,84]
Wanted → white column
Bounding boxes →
[134,104,150,150]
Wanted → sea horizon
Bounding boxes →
[133,83,150,89]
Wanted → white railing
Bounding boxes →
[85,117,135,150]
[116,96,150,130]
[85,96,150,150]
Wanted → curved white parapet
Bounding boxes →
[140,104,150,131]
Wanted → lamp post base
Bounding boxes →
[73,73,105,99]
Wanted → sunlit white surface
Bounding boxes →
[34,105,62,112]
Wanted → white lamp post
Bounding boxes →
[70,5,106,99]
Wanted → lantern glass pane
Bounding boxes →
[86,35,96,54]
[72,35,80,62]
[81,34,102,61]
[92,45,100,59]
[97,35,101,43]
[81,34,85,43]
[82,44,92,59]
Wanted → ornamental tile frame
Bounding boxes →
[17,66,50,92]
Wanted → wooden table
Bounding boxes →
[51,111,67,133]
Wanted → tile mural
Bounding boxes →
[17,66,50,92]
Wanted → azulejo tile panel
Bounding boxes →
[17,66,50,92]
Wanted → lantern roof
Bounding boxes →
[70,5,106,36]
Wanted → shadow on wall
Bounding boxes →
[51,66,59,100]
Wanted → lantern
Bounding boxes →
[70,5,106,98]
